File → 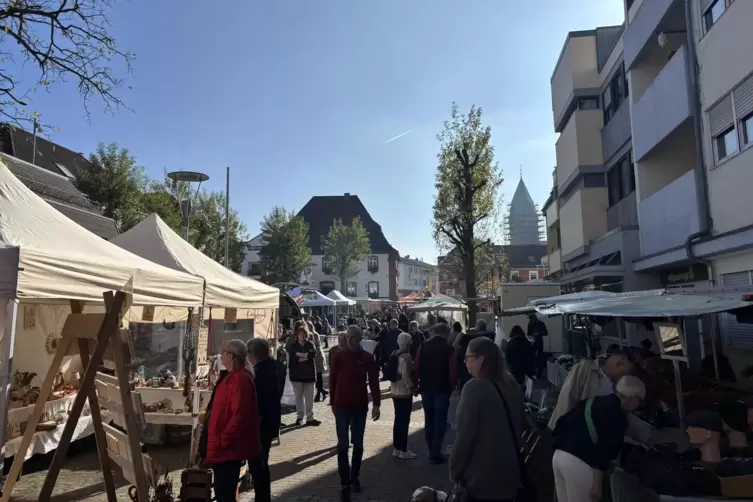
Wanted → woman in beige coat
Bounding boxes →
[391,332,417,459]
[308,321,328,402]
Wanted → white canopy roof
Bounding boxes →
[0,162,204,306]
[327,290,356,306]
[301,291,336,307]
[111,214,278,310]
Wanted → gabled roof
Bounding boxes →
[0,124,92,179]
[0,153,118,239]
[509,177,537,216]
[296,193,398,255]
[438,243,547,270]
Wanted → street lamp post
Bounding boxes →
[166,171,209,380]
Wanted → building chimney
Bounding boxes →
[344,192,351,197]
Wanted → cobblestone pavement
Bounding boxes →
[9,380,453,502]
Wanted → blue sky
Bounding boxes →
[24,0,624,263]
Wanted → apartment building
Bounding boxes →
[398,256,437,296]
[546,0,753,367]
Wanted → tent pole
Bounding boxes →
[0,299,18,474]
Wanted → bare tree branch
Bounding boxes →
[0,0,133,128]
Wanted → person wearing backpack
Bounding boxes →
[390,332,417,459]
[551,375,645,502]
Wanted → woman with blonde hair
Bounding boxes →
[450,337,525,502]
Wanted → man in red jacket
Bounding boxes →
[205,340,260,502]
[330,325,381,502]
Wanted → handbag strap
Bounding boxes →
[490,381,526,473]
[585,397,599,444]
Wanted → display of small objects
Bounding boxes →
[135,369,181,389]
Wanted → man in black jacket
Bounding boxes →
[505,325,535,386]
[246,338,280,502]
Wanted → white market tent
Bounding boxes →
[327,290,356,306]
[111,214,278,311]
[301,291,337,307]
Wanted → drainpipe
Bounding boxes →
[683,0,714,284]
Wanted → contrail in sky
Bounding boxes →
[384,128,416,144]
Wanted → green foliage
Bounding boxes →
[258,207,312,284]
[322,217,371,292]
[432,103,503,322]
[78,142,147,230]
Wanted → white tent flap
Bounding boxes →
[301,291,336,307]
[327,290,356,306]
[110,214,278,310]
[0,163,204,306]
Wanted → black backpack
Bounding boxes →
[384,353,399,382]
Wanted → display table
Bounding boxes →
[4,411,111,461]
[8,393,79,428]
[136,387,211,425]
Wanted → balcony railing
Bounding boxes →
[632,45,691,162]
[639,170,700,257]
[624,0,682,69]
[602,101,632,163]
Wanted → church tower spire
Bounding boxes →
[505,174,543,245]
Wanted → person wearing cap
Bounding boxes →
[552,375,646,502]
[685,410,724,464]
[204,339,260,502]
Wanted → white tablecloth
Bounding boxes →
[8,394,79,426]
[3,411,110,460]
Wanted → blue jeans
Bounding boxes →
[335,407,367,487]
[421,392,450,459]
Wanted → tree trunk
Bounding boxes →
[464,253,478,327]
[340,275,347,293]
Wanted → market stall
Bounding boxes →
[0,163,204,465]
[522,288,753,500]
[110,214,279,423]
[406,293,467,324]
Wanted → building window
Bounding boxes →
[742,113,753,146]
[368,281,379,298]
[715,127,739,162]
[511,270,520,282]
[368,255,379,272]
[529,271,539,281]
[607,151,635,206]
[322,256,332,274]
[55,162,76,179]
[602,63,628,125]
[703,0,728,33]
[577,97,599,110]
[346,282,357,296]
[320,281,335,294]
[248,263,262,276]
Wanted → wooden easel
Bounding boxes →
[0,290,159,502]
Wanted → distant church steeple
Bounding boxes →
[505,172,543,245]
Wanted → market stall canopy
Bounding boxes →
[301,291,336,307]
[407,293,467,312]
[110,214,278,310]
[528,289,753,318]
[500,290,615,316]
[327,290,356,306]
[398,291,426,303]
[0,163,204,306]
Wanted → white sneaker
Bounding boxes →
[392,448,400,457]
[399,450,418,459]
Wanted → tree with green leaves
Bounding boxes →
[432,103,503,324]
[322,217,371,292]
[258,207,312,284]
[78,142,146,231]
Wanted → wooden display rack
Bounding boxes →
[0,290,161,502]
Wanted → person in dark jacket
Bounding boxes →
[377,319,401,379]
[287,326,319,426]
[505,325,535,386]
[552,375,645,502]
[415,322,457,464]
[527,313,549,378]
[474,319,495,341]
[408,320,426,360]
[246,338,278,502]
[205,340,260,502]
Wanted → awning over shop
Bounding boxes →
[0,163,204,306]
[111,214,278,310]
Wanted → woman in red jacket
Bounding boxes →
[206,339,261,502]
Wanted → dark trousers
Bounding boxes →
[315,372,326,397]
[212,460,242,502]
[247,454,271,502]
[533,336,545,377]
[392,397,412,451]
[335,407,367,487]
[421,392,450,459]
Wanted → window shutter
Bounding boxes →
[699,0,714,14]
[721,271,753,349]
[708,95,734,137]
[734,74,753,120]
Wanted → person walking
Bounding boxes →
[552,376,645,502]
[504,325,535,387]
[329,331,347,369]
[204,340,260,502]
[311,323,329,403]
[377,318,401,379]
[330,325,381,501]
[409,320,426,360]
[245,338,279,502]
[391,332,418,459]
[450,336,525,502]
[527,313,549,378]
[288,326,319,426]
[415,322,456,464]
